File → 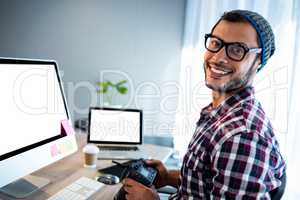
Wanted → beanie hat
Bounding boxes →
[213,10,275,71]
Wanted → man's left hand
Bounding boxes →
[122,178,160,200]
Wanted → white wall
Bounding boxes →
[0,0,185,135]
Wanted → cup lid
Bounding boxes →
[82,144,99,154]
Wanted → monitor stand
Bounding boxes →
[0,175,50,199]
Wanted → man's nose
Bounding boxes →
[211,47,229,63]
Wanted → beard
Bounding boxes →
[204,62,255,94]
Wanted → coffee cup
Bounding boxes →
[82,144,99,168]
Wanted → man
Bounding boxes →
[123,10,286,199]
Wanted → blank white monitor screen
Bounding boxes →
[0,62,67,160]
[0,58,77,191]
[88,108,142,144]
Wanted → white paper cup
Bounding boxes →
[82,144,99,168]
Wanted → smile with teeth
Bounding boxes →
[209,66,233,75]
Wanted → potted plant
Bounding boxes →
[96,80,128,107]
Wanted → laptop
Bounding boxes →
[88,107,149,160]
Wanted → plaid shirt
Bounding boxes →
[170,87,286,200]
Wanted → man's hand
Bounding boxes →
[123,178,160,200]
[144,159,169,188]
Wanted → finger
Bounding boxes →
[123,185,134,193]
[123,178,138,188]
[123,178,137,186]
[123,178,143,192]
[122,178,129,185]
[122,180,133,192]
[145,159,161,165]
[124,179,148,192]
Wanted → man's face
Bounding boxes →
[204,20,261,93]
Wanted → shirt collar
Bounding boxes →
[200,86,255,120]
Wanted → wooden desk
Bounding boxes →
[0,133,173,200]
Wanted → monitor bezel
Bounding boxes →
[0,58,70,161]
[88,107,143,145]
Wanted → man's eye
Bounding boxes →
[230,46,244,55]
[209,39,221,48]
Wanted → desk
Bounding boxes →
[0,133,173,200]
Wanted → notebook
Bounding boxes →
[88,107,150,160]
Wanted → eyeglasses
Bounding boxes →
[204,34,261,61]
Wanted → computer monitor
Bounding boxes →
[88,107,142,145]
[0,58,78,198]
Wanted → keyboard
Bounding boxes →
[47,177,104,200]
[98,146,138,151]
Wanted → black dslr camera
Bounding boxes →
[114,159,158,200]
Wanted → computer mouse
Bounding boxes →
[97,174,120,185]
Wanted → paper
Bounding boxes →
[61,119,75,136]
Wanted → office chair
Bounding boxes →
[157,172,286,200]
[157,186,177,200]
[270,172,286,200]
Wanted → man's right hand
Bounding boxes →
[145,159,181,189]
[145,159,169,188]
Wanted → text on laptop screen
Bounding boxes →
[89,109,141,143]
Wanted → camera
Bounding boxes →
[114,159,158,200]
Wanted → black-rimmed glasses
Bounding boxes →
[204,34,261,61]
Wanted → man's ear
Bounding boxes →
[256,65,263,73]
[255,54,262,73]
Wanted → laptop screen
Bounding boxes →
[88,108,142,145]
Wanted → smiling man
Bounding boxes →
[123,10,286,199]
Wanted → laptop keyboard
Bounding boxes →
[98,146,138,151]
